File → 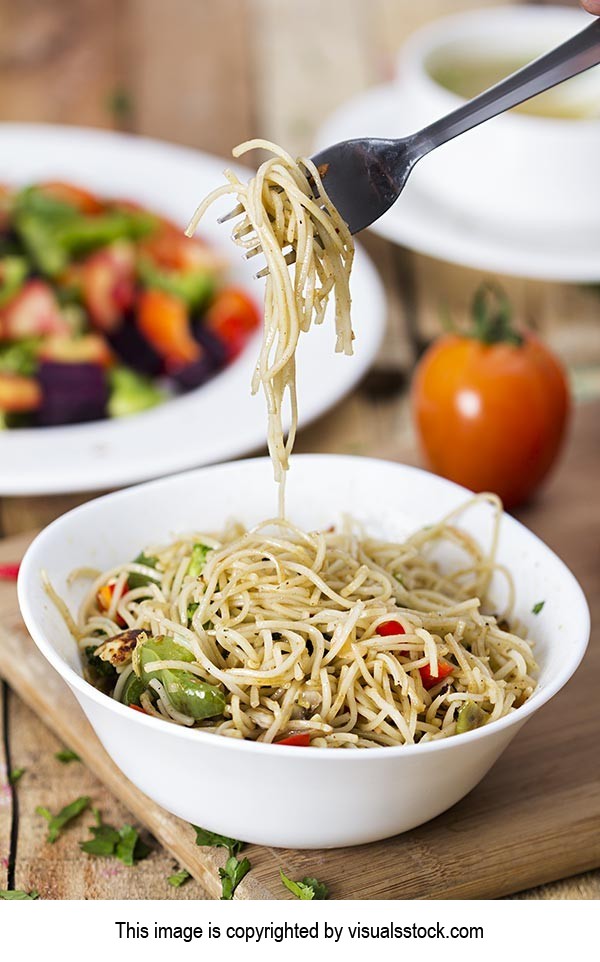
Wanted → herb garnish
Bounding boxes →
[167,868,191,888]
[36,795,90,843]
[532,601,545,615]
[192,825,250,899]
[80,809,150,865]
[280,869,329,900]
[55,749,81,764]
[8,767,25,784]
[192,826,243,858]
[219,856,251,900]
[0,889,39,900]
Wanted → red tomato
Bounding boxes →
[81,242,136,332]
[37,181,103,214]
[419,660,454,691]
[141,223,224,273]
[411,331,570,508]
[376,620,406,637]
[276,733,312,746]
[205,288,261,361]
[137,288,200,366]
[0,280,70,340]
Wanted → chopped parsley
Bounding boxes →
[167,868,191,888]
[8,767,25,785]
[36,796,90,844]
[192,826,243,858]
[80,809,150,865]
[280,869,329,900]
[532,601,545,615]
[219,856,251,900]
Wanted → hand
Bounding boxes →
[581,0,600,13]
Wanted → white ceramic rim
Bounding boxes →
[0,124,386,495]
[18,454,591,762]
[399,4,600,130]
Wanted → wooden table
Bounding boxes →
[1,0,599,899]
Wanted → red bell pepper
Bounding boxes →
[276,732,312,746]
[419,660,454,690]
[376,620,405,637]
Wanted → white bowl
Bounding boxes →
[397,5,600,233]
[18,456,590,848]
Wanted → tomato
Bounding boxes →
[0,280,70,340]
[204,288,261,361]
[81,241,136,332]
[411,289,570,508]
[141,223,223,273]
[137,288,200,366]
[37,181,104,214]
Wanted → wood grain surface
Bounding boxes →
[1,402,599,900]
[1,0,599,900]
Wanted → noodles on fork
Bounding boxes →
[187,141,354,517]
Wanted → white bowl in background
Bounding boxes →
[397,5,600,234]
[18,456,589,848]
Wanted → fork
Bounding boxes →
[220,16,600,270]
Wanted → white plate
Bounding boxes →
[0,124,386,495]
[316,85,600,282]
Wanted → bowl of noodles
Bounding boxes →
[17,454,589,849]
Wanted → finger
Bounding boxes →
[582,0,600,13]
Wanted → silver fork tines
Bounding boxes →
[217,203,245,225]
[255,249,296,279]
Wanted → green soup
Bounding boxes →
[429,54,600,119]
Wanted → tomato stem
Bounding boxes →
[470,283,523,346]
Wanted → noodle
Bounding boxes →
[186,140,354,516]
[63,495,537,748]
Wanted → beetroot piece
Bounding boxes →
[37,362,109,426]
[169,344,217,391]
[108,317,163,376]
[192,321,227,369]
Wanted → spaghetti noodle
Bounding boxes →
[186,141,354,516]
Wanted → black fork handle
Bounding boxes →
[413,17,600,156]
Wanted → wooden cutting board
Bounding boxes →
[1,402,599,900]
